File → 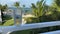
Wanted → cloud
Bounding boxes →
[10,0,20,2]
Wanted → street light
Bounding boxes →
[13,8,22,26]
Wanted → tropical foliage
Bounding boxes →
[26,0,60,23]
[0,4,8,24]
[14,2,20,8]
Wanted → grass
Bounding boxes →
[3,19,14,26]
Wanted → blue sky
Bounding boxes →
[0,0,53,7]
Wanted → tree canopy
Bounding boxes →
[14,2,20,8]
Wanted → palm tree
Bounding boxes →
[55,0,60,7]
[37,0,45,17]
[52,0,60,11]
[0,4,8,23]
[14,2,20,8]
[31,3,37,16]
[31,0,45,17]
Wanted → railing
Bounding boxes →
[0,21,60,34]
[40,30,60,34]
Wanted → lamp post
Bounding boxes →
[13,8,22,26]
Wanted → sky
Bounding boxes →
[0,0,53,7]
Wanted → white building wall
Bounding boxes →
[0,10,2,22]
